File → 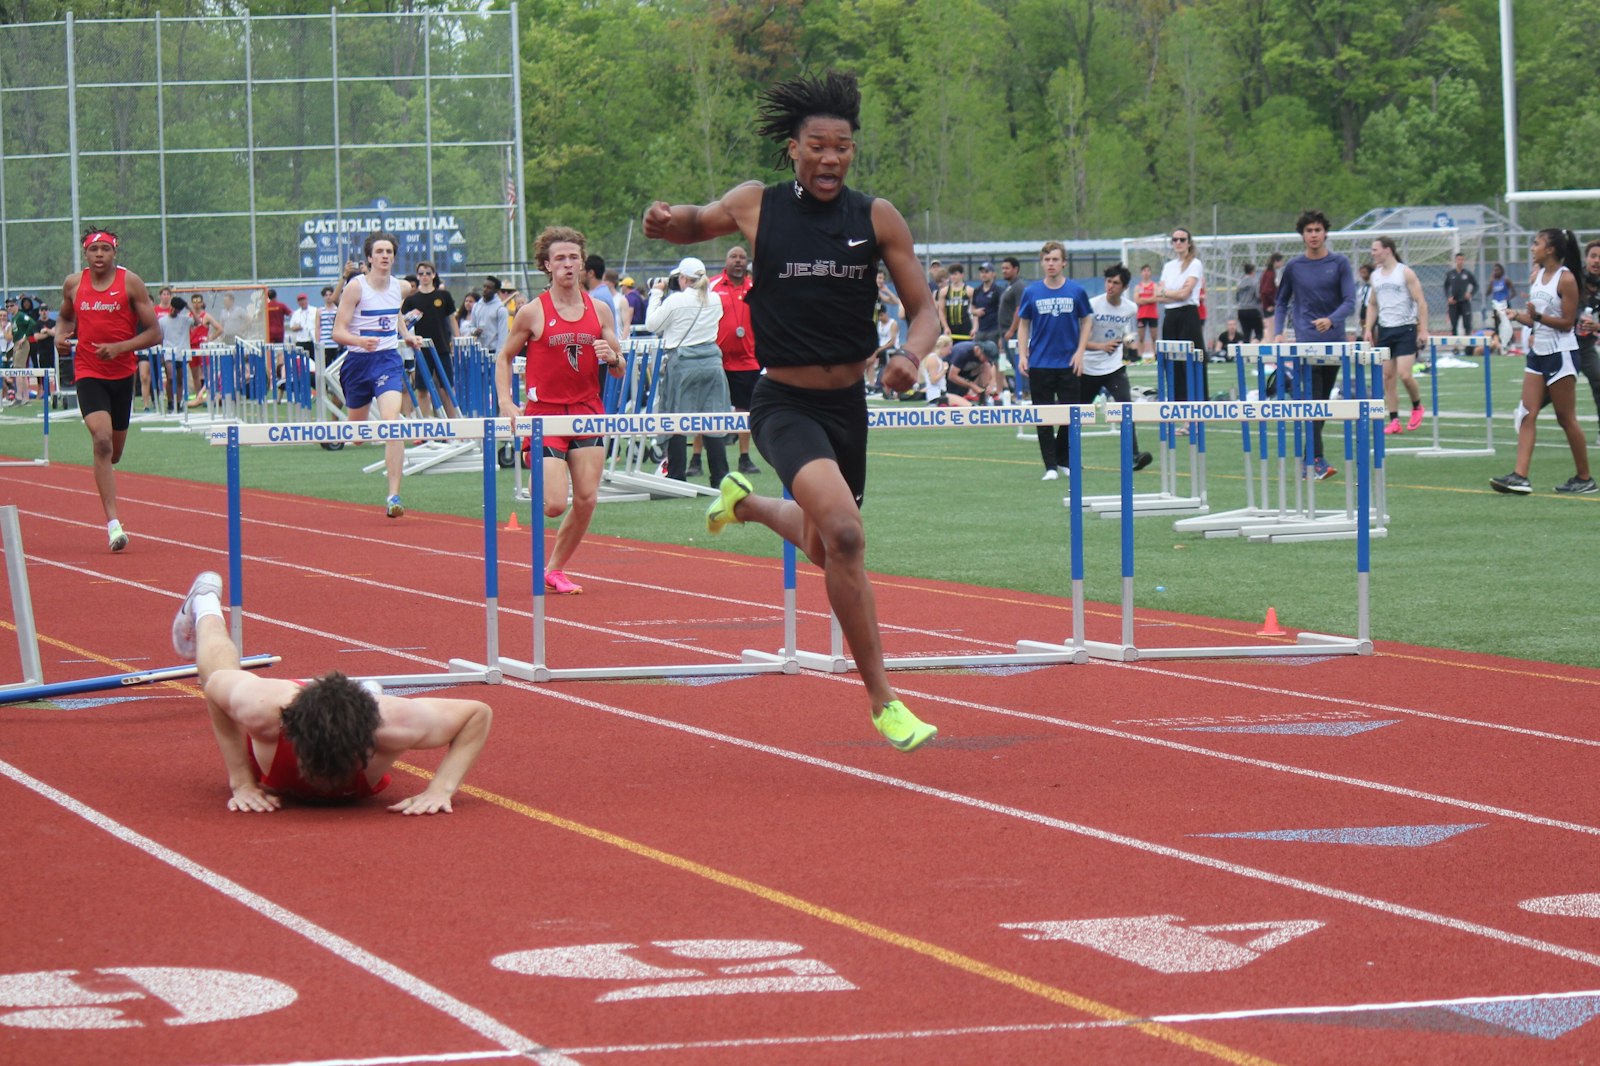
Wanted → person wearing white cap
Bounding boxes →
[646,255,728,483]
[643,70,940,753]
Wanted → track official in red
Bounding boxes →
[709,245,762,475]
[56,230,161,552]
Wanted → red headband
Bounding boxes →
[82,231,118,250]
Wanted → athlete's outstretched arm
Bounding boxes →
[643,181,764,247]
[384,698,493,815]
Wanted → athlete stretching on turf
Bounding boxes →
[173,572,492,813]
[332,230,424,518]
[54,230,162,552]
[643,71,940,752]
[494,226,625,595]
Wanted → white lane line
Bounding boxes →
[0,760,575,1066]
[231,1053,519,1066]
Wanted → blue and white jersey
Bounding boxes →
[353,274,405,353]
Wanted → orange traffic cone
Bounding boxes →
[1256,607,1287,636]
[505,511,523,532]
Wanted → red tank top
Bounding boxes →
[525,289,603,405]
[74,267,140,380]
[190,321,211,349]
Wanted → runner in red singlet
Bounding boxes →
[55,230,161,552]
[494,225,624,595]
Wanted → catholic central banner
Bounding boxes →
[299,199,468,279]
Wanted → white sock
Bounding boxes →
[193,591,223,622]
[107,519,122,532]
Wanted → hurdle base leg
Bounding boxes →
[497,655,551,683]
[790,649,853,674]
[1011,640,1093,665]
[739,650,802,675]
[1026,638,1135,663]
[446,659,504,684]
[350,668,500,688]
[1296,631,1374,655]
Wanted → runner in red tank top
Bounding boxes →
[54,229,161,552]
[494,225,624,595]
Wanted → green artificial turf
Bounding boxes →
[4,353,1596,668]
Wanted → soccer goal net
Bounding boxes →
[1121,226,1490,336]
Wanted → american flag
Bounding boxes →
[506,178,517,220]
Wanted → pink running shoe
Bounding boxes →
[1407,407,1424,431]
[545,569,583,595]
[1384,418,1403,435]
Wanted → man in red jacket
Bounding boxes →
[707,244,762,476]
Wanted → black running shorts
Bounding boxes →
[748,375,868,505]
[75,374,136,432]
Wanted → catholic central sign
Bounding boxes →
[298,199,467,278]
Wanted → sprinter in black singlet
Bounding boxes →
[643,71,940,753]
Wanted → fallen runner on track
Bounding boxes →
[172,571,493,814]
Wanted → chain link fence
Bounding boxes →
[0,8,525,300]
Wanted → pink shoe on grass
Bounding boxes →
[1407,407,1424,431]
[545,570,583,595]
[1384,419,1403,435]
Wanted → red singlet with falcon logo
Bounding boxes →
[524,289,603,405]
[74,266,139,382]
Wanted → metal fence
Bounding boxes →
[0,7,526,298]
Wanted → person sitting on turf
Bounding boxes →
[942,339,998,405]
[173,572,493,814]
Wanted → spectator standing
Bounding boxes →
[996,256,1027,398]
[1260,252,1283,322]
[469,275,509,358]
[1154,227,1207,401]
[9,295,42,374]
[620,277,647,336]
[401,261,459,414]
[1444,252,1478,339]
[707,245,761,475]
[583,256,618,334]
[157,295,193,413]
[603,269,631,335]
[1578,241,1600,437]
[1272,209,1355,481]
[288,292,318,361]
[1492,229,1592,495]
[971,261,1003,350]
[265,289,289,344]
[1016,240,1090,481]
[1133,263,1159,360]
[1353,263,1373,337]
[937,263,974,341]
[646,256,728,484]
[1364,236,1429,436]
[1488,263,1517,355]
[1236,263,1264,342]
[0,297,13,380]
[1082,263,1153,471]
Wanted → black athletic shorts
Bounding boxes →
[75,374,136,431]
[725,368,761,411]
[749,375,868,506]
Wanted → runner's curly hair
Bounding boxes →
[756,71,861,170]
[534,226,586,273]
[281,672,381,789]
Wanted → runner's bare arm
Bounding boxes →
[385,698,493,815]
[591,299,624,378]
[54,275,79,354]
[875,200,936,392]
[643,181,764,247]
[331,282,373,351]
[202,671,293,813]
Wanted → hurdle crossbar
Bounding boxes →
[1383,335,1496,457]
[0,368,55,466]
[210,418,505,688]
[0,654,281,707]
[1054,400,1377,662]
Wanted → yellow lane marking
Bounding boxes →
[399,763,1280,1066]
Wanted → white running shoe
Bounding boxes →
[1041,468,1059,481]
[172,571,223,658]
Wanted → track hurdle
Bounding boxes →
[1383,334,1496,457]
[496,411,803,682]
[1077,340,1208,518]
[734,403,1096,676]
[1056,400,1377,662]
[0,504,280,703]
[0,368,54,466]
[595,337,717,502]
[1173,343,1390,543]
[209,417,505,688]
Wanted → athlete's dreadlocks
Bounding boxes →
[756,71,862,171]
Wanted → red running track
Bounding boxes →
[4,463,1600,1065]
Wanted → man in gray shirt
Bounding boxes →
[995,256,1027,398]
[471,275,509,356]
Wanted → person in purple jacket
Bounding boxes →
[1272,209,1355,480]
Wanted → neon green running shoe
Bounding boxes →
[872,700,937,752]
[706,472,753,535]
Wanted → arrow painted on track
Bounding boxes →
[1195,823,1485,847]
[1173,720,1400,736]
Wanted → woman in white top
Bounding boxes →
[645,255,728,483]
[1363,236,1429,435]
[1490,228,1592,495]
[870,304,901,393]
[157,296,194,413]
[1153,227,1206,401]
